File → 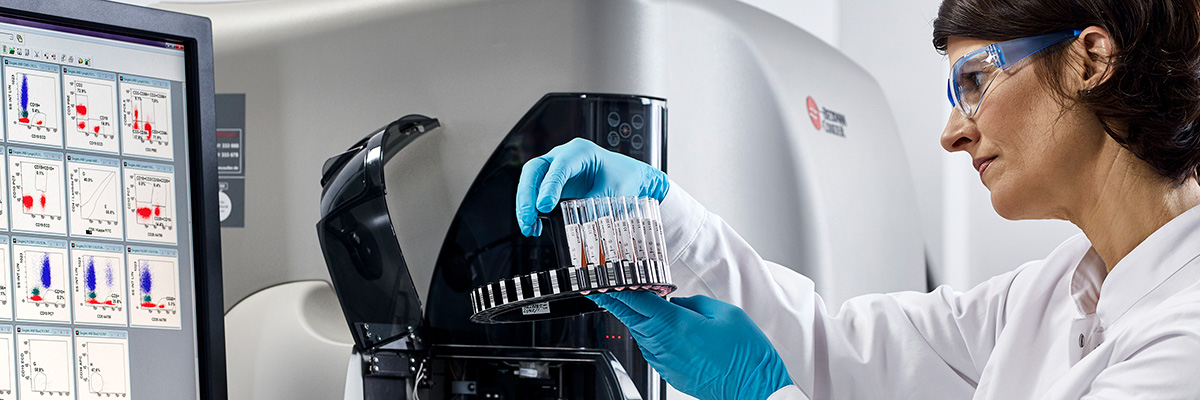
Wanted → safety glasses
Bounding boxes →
[947,30,1082,118]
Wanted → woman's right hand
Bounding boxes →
[515,138,669,236]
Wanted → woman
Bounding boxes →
[515,0,1200,399]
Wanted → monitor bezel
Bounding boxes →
[0,1,225,399]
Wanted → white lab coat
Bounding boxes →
[659,183,1200,400]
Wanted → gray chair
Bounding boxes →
[225,280,353,399]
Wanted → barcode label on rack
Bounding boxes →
[522,302,551,316]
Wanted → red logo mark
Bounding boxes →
[807,96,821,130]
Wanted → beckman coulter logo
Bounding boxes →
[807,96,847,137]
[807,96,821,129]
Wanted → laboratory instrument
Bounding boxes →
[149,0,929,399]
[319,93,668,400]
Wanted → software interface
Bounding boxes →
[0,12,198,400]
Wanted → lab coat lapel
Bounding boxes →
[1094,204,1200,334]
[1066,249,1106,364]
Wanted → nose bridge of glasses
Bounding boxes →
[947,81,955,105]
[948,53,976,107]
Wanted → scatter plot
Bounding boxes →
[119,76,172,160]
[0,243,12,320]
[127,246,179,328]
[64,69,119,153]
[74,329,130,399]
[16,326,74,400]
[13,238,70,323]
[4,60,62,147]
[0,326,14,400]
[8,149,67,235]
[123,161,175,244]
[72,243,127,326]
[68,156,123,240]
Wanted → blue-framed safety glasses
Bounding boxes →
[947,30,1082,118]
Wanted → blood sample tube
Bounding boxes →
[560,200,583,268]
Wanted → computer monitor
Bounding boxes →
[0,1,224,399]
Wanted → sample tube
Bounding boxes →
[623,197,650,262]
[623,196,652,287]
[634,197,665,286]
[580,199,602,290]
[640,197,669,266]
[645,198,671,283]
[612,197,638,263]
[611,197,638,290]
[561,200,584,268]
[595,198,625,291]
[580,199,601,267]
[595,198,621,265]
[635,198,662,264]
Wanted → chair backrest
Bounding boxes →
[225,280,354,400]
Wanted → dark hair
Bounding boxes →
[933,0,1200,182]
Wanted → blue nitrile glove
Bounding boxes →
[590,292,793,400]
[516,138,669,236]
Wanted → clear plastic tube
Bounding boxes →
[624,196,652,288]
[623,196,651,263]
[580,199,600,267]
[595,198,622,265]
[612,198,638,263]
[646,198,671,283]
[635,197,662,265]
[641,197,669,266]
[561,200,584,268]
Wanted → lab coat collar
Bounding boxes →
[1089,203,1200,329]
[1068,248,1105,317]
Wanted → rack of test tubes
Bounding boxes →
[469,196,676,324]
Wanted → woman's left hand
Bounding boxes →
[590,292,794,400]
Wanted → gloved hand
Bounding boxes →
[590,292,794,400]
[516,138,669,236]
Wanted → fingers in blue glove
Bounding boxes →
[596,295,706,396]
[589,293,650,328]
[605,292,693,350]
[669,295,727,319]
[514,137,670,237]
[637,342,670,372]
[597,292,794,400]
[535,139,593,213]
[516,156,550,237]
[607,291,682,319]
[516,139,597,237]
[590,293,676,366]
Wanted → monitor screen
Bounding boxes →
[0,2,223,399]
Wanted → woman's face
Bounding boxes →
[941,37,1109,220]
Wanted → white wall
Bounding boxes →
[835,0,951,286]
[739,0,839,46]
